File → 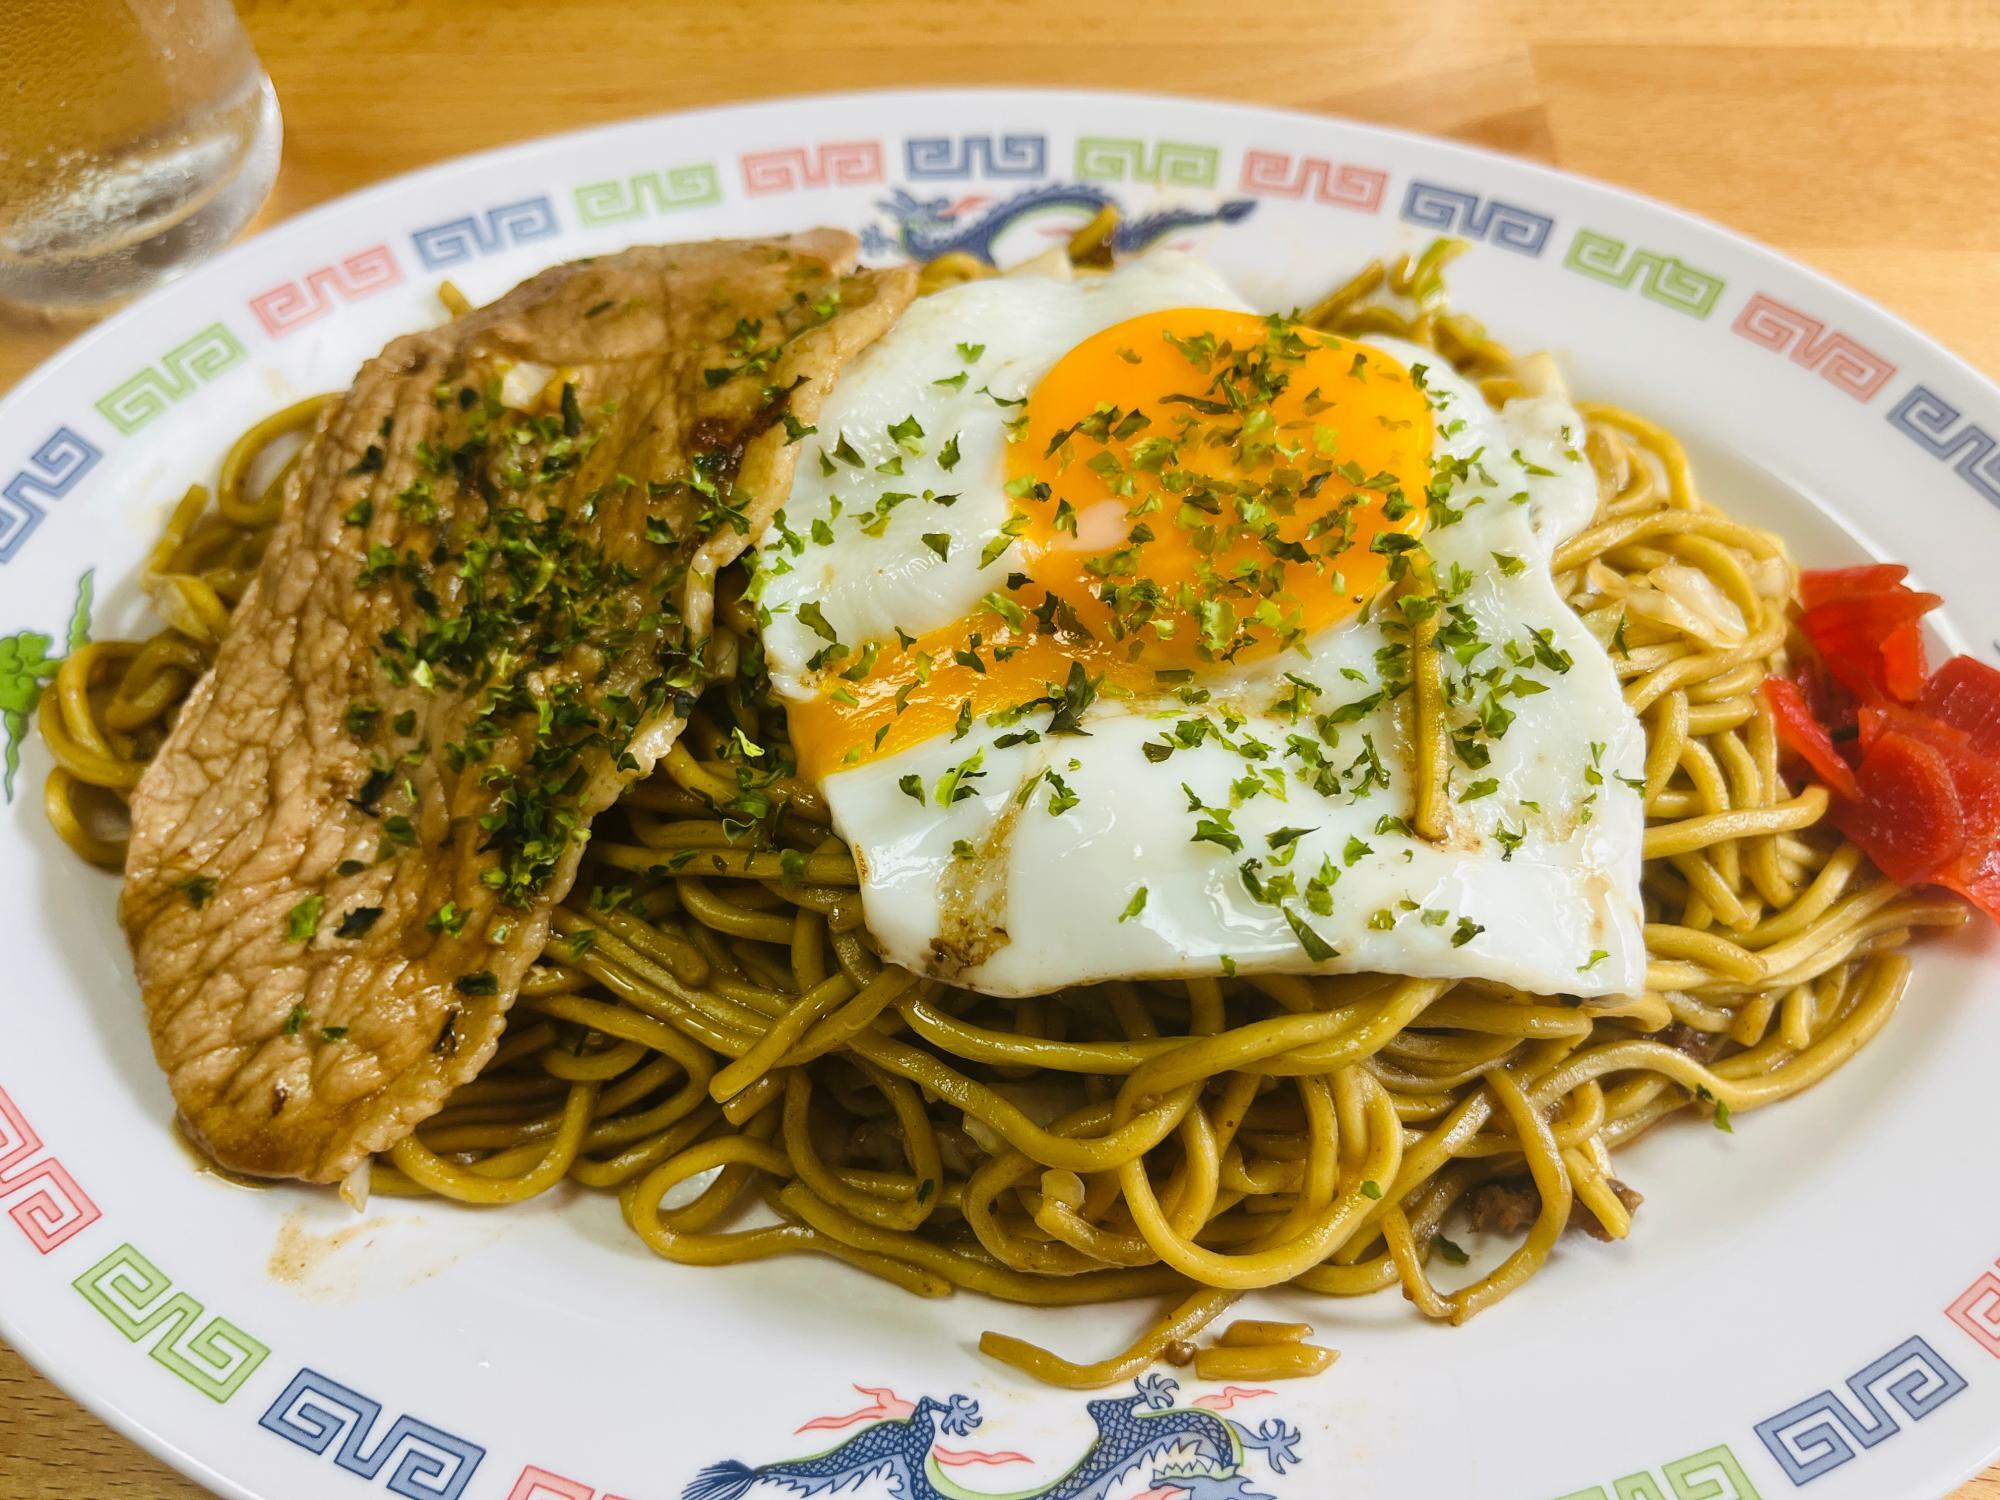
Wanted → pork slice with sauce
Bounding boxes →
[122,233,915,1182]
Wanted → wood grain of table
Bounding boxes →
[4,1,1998,1494]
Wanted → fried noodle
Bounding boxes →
[37,227,1966,1387]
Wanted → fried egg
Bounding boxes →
[752,253,1645,998]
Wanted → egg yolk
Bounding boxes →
[785,308,1434,782]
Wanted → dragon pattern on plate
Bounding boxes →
[683,1375,1303,1500]
[860,185,1255,265]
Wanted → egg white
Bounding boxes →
[754,256,1645,999]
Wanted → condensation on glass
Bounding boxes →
[0,1,281,308]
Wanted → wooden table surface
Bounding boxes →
[4,1,1999,1494]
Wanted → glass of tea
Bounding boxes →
[0,0,281,309]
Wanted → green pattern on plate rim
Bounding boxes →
[573,163,723,226]
[94,322,247,436]
[1562,227,1727,319]
[73,1242,271,1404]
[1553,1443,1763,1500]
[1073,134,1220,188]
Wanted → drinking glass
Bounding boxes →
[0,0,282,308]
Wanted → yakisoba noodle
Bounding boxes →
[37,227,1968,1390]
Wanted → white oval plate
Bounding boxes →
[4,88,2000,1500]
